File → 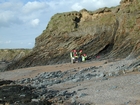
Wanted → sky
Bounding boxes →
[0,0,121,49]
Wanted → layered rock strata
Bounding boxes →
[6,0,140,70]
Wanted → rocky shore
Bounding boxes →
[1,58,140,105]
[1,0,140,104]
[0,61,8,72]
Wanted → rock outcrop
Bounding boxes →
[0,49,31,71]
[0,49,31,62]
[6,0,140,70]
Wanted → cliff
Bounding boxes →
[0,49,31,71]
[0,49,31,62]
[6,0,140,70]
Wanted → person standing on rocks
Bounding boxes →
[78,49,83,62]
[70,49,78,63]
[82,53,87,62]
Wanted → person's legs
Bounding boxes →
[71,57,75,63]
[78,56,82,62]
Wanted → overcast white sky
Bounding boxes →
[0,0,121,49]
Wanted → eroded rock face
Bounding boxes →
[0,49,31,62]
[0,49,31,71]
[6,0,140,70]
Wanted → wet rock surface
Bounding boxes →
[15,66,107,88]
[0,65,111,105]
[0,80,52,105]
[1,58,140,105]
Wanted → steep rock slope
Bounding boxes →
[0,49,31,71]
[6,0,140,70]
[0,49,31,62]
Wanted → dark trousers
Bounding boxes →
[78,56,82,62]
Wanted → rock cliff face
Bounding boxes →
[0,49,31,71]
[0,49,31,62]
[6,0,140,70]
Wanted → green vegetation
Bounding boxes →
[126,15,136,28]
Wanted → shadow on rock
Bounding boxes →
[0,82,52,105]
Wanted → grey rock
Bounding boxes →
[39,89,48,95]
[78,93,88,98]
[31,99,40,102]
[54,79,62,84]
[72,78,83,82]
[108,72,114,77]
[98,73,105,78]
[96,90,100,92]
[84,103,91,105]
[19,94,26,97]
[138,67,140,72]
[84,73,97,79]
[24,78,30,83]
[101,77,108,80]
[58,90,67,96]
[71,98,76,104]
[137,82,140,85]
[90,66,99,70]
[107,72,115,77]
[125,100,131,105]
[77,88,87,91]
[109,86,118,90]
